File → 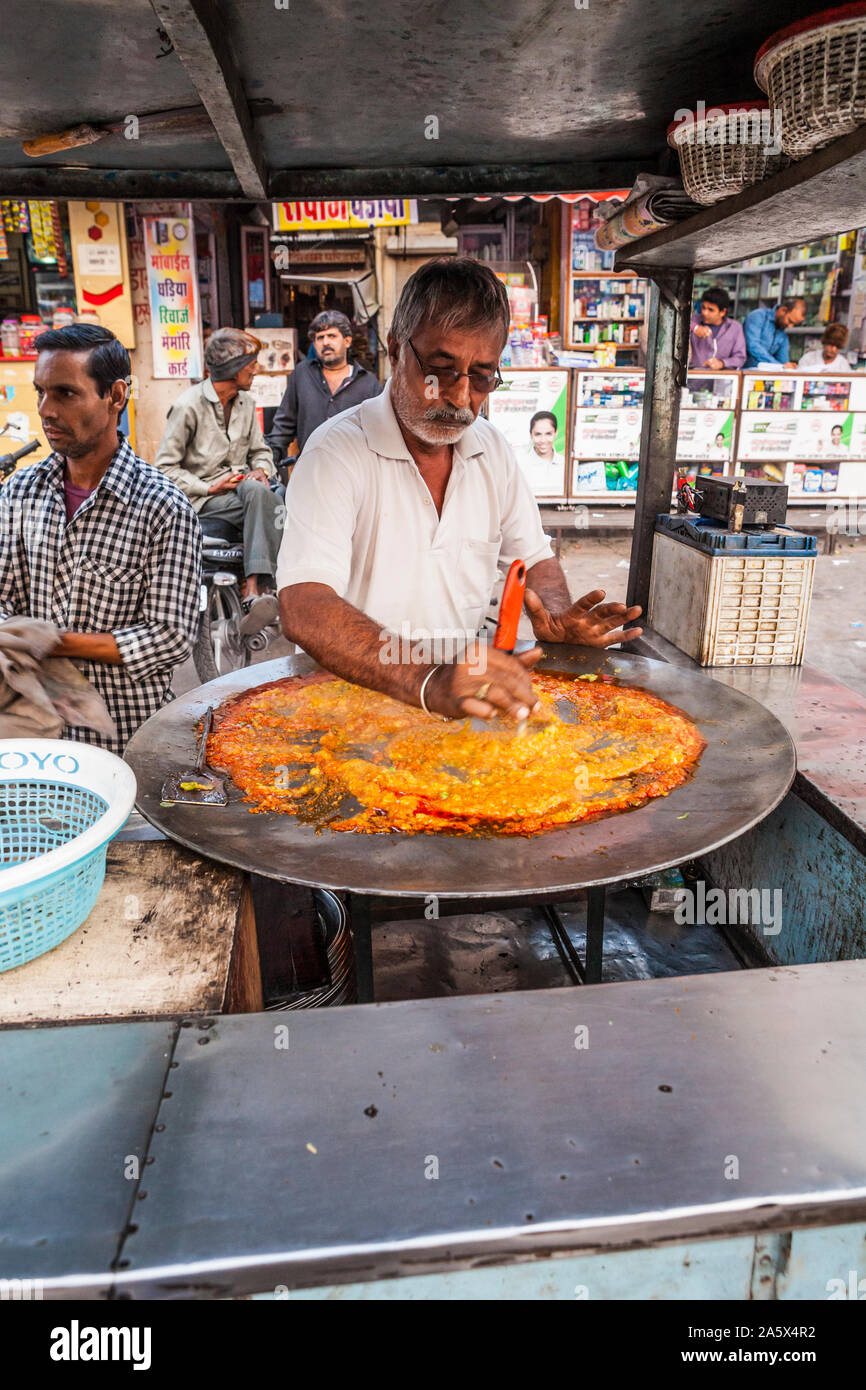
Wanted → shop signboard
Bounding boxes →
[486,368,569,497]
[143,216,203,380]
[68,201,135,348]
[273,200,417,232]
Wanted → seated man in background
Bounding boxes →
[689,287,746,370]
[266,310,381,464]
[743,298,806,369]
[156,328,281,600]
[797,323,853,373]
[0,323,200,752]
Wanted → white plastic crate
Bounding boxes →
[649,535,815,667]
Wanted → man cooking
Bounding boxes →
[155,328,281,601]
[276,258,642,724]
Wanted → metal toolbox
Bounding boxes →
[649,515,816,667]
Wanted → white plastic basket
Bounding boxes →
[0,740,137,972]
[667,103,788,206]
[755,3,866,158]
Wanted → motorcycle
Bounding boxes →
[0,436,40,482]
[193,488,285,684]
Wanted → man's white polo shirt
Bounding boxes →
[275,381,553,642]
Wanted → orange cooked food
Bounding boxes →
[207,671,706,836]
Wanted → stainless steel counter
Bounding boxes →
[4,959,862,1298]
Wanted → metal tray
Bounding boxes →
[124,647,796,898]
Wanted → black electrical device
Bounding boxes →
[697,477,789,530]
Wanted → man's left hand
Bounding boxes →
[705,356,724,370]
[246,468,271,484]
[525,587,643,647]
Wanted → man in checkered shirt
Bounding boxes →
[0,324,201,752]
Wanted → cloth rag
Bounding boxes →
[0,616,117,740]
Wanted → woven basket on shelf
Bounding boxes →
[755,2,866,159]
[667,103,788,205]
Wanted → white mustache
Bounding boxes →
[423,406,474,426]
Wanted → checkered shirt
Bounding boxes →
[0,434,202,752]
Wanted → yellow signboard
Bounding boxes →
[273,199,416,231]
[68,201,135,348]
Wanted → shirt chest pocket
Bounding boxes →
[72,557,146,631]
[455,538,501,623]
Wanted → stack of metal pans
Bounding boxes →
[265,890,356,1010]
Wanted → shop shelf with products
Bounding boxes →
[569,369,739,499]
[689,233,857,360]
[736,371,866,501]
[563,203,647,363]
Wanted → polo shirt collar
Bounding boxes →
[359,380,485,461]
[203,377,220,404]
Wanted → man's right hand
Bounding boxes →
[693,324,711,339]
[425,645,544,721]
[207,473,244,495]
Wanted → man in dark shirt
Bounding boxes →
[267,310,381,461]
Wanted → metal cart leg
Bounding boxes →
[585,885,606,985]
[543,885,607,985]
[347,893,375,1003]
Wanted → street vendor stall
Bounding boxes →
[0,0,865,1315]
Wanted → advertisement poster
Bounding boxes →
[143,216,202,380]
[738,411,856,461]
[676,409,735,463]
[247,326,297,373]
[486,369,569,496]
[68,201,134,348]
[573,407,642,461]
[273,199,416,232]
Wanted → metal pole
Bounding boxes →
[347,893,375,1003]
[625,268,693,616]
[584,886,606,985]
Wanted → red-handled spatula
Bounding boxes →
[494,559,527,653]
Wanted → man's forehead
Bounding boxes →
[412,324,504,360]
[34,349,93,383]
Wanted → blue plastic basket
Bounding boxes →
[0,742,137,973]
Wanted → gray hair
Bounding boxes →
[205,328,260,380]
[390,257,510,345]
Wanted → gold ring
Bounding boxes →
[474,682,491,701]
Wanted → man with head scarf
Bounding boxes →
[155,328,282,598]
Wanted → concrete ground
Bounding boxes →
[174,531,866,700]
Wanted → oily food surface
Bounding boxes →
[207,671,706,836]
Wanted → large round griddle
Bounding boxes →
[125,648,795,898]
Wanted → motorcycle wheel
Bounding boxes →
[193,582,251,683]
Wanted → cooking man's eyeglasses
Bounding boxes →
[407,339,503,395]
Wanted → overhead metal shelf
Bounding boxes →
[615,125,866,274]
